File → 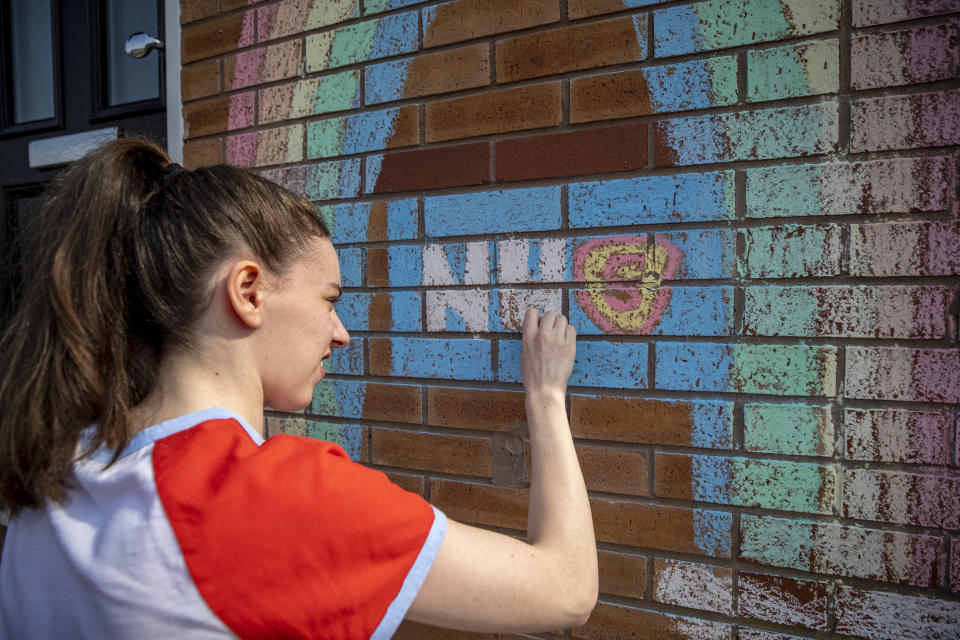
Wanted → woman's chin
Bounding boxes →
[264,391,314,414]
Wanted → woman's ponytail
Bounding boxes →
[0,139,169,512]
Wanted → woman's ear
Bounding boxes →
[225,260,266,329]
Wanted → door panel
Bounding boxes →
[0,0,167,295]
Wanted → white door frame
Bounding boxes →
[164,0,183,163]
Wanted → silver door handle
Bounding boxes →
[124,32,164,59]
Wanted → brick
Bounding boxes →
[747,39,839,102]
[490,426,528,490]
[498,340,648,389]
[426,288,561,333]
[738,572,828,630]
[305,12,418,72]
[258,72,362,125]
[654,103,839,166]
[421,241,492,286]
[225,125,304,167]
[853,23,959,90]
[258,159,362,200]
[337,248,364,287]
[740,224,842,278]
[430,479,528,530]
[572,602,733,640]
[652,558,733,615]
[320,200,417,244]
[569,171,736,228]
[183,138,223,169]
[266,417,365,461]
[257,164,305,196]
[853,0,959,27]
[365,245,421,287]
[851,91,960,152]
[654,0,839,57]
[223,40,301,91]
[653,229,736,280]
[744,403,834,457]
[577,445,648,496]
[306,106,419,159]
[740,515,942,587]
[369,337,493,381]
[422,0,561,48]
[494,237,568,285]
[597,550,646,599]
[257,0,358,42]
[569,0,669,20]
[953,537,960,592]
[570,395,733,448]
[427,289,502,333]
[383,471,425,496]
[495,124,648,183]
[745,156,954,218]
[835,587,960,640]
[743,285,955,339]
[655,454,837,514]
[366,143,490,194]
[426,83,561,143]
[570,55,738,123]
[845,347,960,403]
[372,428,491,477]
[325,338,364,375]
[365,44,490,105]
[427,387,526,431]
[497,16,647,84]
[655,343,838,397]
[354,286,401,332]
[850,220,960,276]
[845,408,953,465]
[424,187,561,237]
[181,11,255,64]
[312,379,422,423]
[591,499,732,556]
[184,92,255,138]
[336,292,421,332]
[570,286,733,337]
[180,0,218,24]
[489,289,562,332]
[394,620,494,640]
[181,60,220,102]
[843,468,960,529]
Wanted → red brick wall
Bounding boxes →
[180,1,960,637]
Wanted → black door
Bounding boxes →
[0,0,167,314]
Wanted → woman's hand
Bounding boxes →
[520,307,576,397]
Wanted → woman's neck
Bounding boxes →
[130,346,265,438]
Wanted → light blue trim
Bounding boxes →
[85,408,262,464]
[370,506,448,640]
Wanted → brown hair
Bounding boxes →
[0,138,328,513]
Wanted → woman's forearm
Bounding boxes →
[525,388,598,617]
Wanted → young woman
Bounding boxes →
[0,139,597,639]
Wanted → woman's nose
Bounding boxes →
[331,311,350,347]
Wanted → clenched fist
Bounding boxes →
[521,307,577,396]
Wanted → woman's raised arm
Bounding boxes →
[405,308,598,633]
